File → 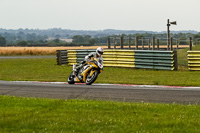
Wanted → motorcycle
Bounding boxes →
[67,57,103,85]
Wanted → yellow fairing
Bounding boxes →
[81,60,99,82]
[81,66,91,82]
[89,70,97,77]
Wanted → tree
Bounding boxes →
[16,40,29,46]
[83,35,92,42]
[53,39,60,43]
[89,38,95,45]
[72,35,84,43]
[55,34,61,39]
[0,36,6,46]
[17,31,26,40]
[194,33,200,39]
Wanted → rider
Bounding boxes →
[75,47,104,71]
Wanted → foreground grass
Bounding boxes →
[0,58,200,86]
[0,95,200,132]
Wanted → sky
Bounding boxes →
[1,0,200,32]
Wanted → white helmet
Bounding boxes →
[96,47,104,56]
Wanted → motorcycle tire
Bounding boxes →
[85,71,98,85]
[67,72,75,84]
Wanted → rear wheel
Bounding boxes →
[67,72,75,84]
[86,71,98,85]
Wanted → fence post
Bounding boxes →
[170,37,173,51]
[142,38,144,50]
[167,38,169,51]
[152,37,155,50]
[173,50,178,70]
[114,37,116,49]
[135,37,138,50]
[177,39,179,50]
[157,39,159,50]
[120,36,123,49]
[148,39,151,50]
[190,37,192,50]
[107,37,111,49]
[128,37,131,49]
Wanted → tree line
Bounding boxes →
[0,29,200,46]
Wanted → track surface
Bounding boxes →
[1,81,200,104]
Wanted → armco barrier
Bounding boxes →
[188,51,200,70]
[134,50,177,70]
[103,49,135,68]
[57,49,177,70]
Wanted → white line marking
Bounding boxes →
[12,81,200,90]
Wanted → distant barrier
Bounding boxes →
[57,49,178,70]
[188,51,200,70]
[56,50,68,65]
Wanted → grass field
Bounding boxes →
[1,95,200,133]
[0,58,200,86]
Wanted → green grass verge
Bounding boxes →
[0,58,200,86]
[1,95,200,133]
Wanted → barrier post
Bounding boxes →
[114,37,116,49]
[135,37,138,50]
[190,37,192,50]
[128,37,131,49]
[107,37,111,49]
[142,38,144,50]
[177,39,179,49]
[148,39,151,50]
[152,37,155,50]
[120,36,123,49]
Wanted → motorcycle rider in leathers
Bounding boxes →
[75,47,104,72]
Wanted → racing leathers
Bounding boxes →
[85,52,103,65]
[75,52,103,71]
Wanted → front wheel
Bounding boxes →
[67,72,75,84]
[86,71,98,85]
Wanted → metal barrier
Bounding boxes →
[56,50,68,65]
[57,49,177,70]
[103,49,135,68]
[134,50,177,70]
[188,51,200,70]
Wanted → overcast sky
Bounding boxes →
[1,0,200,32]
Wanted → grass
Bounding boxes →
[1,95,200,133]
[0,58,200,86]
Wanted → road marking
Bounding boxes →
[11,81,200,90]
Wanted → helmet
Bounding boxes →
[96,47,104,56]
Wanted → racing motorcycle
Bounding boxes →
[67,57,103,85]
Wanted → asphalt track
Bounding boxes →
[1,80,200,104]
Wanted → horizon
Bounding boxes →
[0,28,199,33]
